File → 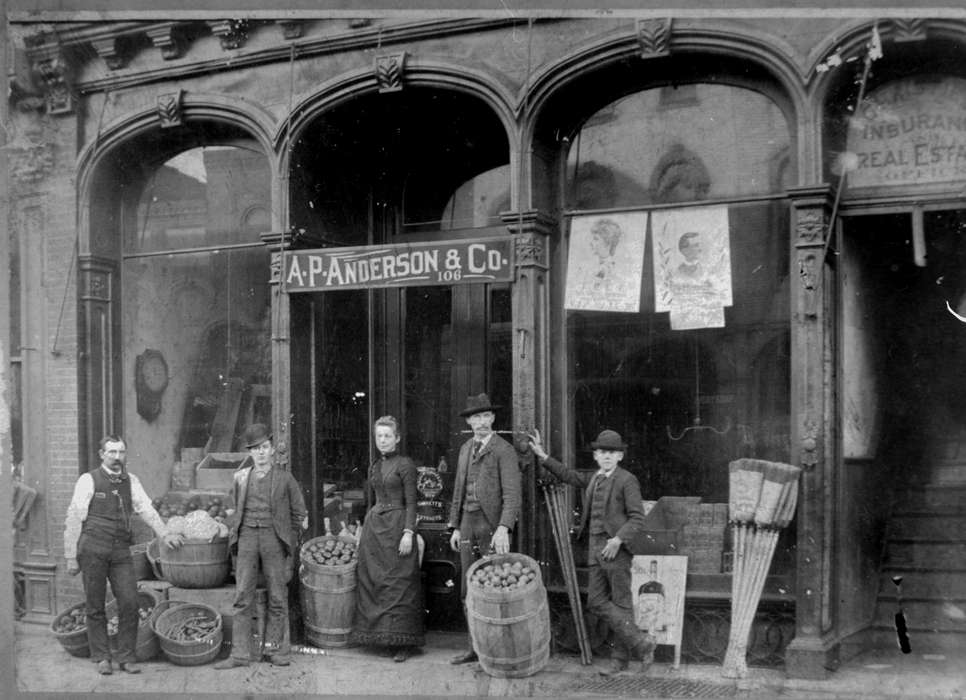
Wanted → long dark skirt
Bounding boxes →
[350,508,424,648]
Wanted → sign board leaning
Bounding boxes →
[283,236,514,292]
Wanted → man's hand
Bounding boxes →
[601,536,622,561]
[449,528,461,553]
[162,532,185,549]
[491,525,510,554]
[66,558,80,576]
[526,429,548,461]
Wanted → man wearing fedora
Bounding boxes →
[448,393,522,665]
[216,423,308,669]
[527,428,655,676]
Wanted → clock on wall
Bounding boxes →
[136,349,169,421]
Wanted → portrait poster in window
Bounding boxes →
[652,205,733,330]
[564,212,647,313]
[631,555,687,665]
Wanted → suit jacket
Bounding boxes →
[448,433,521,532]
[227,464,308,557]
[540,456,646,547]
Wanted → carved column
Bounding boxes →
[785,184,838,679]
[78,256,120,473]
[501,210,553,557]
[261,232,293,472]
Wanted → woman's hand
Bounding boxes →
[398,530,414,556]
[526,429,548,461]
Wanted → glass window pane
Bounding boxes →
[567,84,792,209]
[121,247,272,485]
[127,145,270,254]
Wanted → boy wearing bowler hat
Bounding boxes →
[527,428,655,676]
[216,423,307,669]
[447,393,522,665]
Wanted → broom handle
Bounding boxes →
[556,488,592,664]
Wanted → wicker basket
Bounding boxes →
[50,601,90,658]
[154,602,223,666]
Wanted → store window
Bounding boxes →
[561,82,794,575]
[121,144,272,483]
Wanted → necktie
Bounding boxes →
[472,441,482,459]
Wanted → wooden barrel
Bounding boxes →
[160,538,230,588]
[299,536,357,648]
[154,602,223,666]
[50,602,90,658]
[465,553,551,678]
[106,589,163,661]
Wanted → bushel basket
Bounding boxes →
[50,601,91,658]
[154,602,223,666]
[465,553,551,678]
[159,537,230,588]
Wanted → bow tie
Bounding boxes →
[107,472,127,483]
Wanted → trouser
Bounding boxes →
[457,509,495,602]
[230,525,293,660]
[586,534,646,663]
[77,533,138,664]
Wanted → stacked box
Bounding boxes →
[681,503,727,573]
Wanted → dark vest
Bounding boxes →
[588,474,609,535]
[82,467,134,542]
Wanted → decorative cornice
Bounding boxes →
[891,18,927,43]
[207,19,250,50]
[500,209,557,238]
[30,47,74,115]
[157,90,183,128]
[145,23,184,60]
[91,36,128,70]
[277,20,304,40]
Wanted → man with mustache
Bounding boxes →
[64,435,183,676]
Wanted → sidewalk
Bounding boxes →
[14,621,966,698]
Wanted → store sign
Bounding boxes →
[283,236,514,292]
[847,76,966,188]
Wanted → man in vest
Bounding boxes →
[527,428,656,676]
[447,393,521,665]
[215,423,308,669]
[64,435,184,675]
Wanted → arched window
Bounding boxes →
[557,79,794,572]
[117,140,272,487]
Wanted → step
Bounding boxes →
[889,514,966,540]
[900,485,966,511]
[873,599,966,632]
[867,626,966,655]
[882,540,966,570]
[877,570,966,599]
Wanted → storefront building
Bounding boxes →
[6,14,966,679]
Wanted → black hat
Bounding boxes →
[243,423,273,449]
[590,430,627,451]
[459,393,501,417]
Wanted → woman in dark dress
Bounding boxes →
[350,415,424,661]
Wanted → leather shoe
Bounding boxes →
[597,658,628,676]
[96,660,113,675]
[393,647,411,663]
[118,662,141,674]
[214,657,250,670]
[268,654,291,667]
[450,649,478,665]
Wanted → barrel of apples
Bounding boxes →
[465,552,551,678]
[299,535,358,648]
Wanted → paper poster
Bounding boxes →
[564,212,647,313]
[652,206,733,329]
[631,555,688,650]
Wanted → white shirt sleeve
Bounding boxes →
[129,474,167,539]
[63,473,94,559]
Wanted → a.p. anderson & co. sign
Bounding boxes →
[283,237,514,292]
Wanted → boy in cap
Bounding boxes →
[216,423,308,669]
[527,428,655,676]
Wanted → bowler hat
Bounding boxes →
[590,430,627,451]
[459,393,501,417]
[243,423,273,449]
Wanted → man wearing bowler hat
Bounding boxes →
[216,423,308,669]
[527,428,655,676]
[448,393,521,664]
